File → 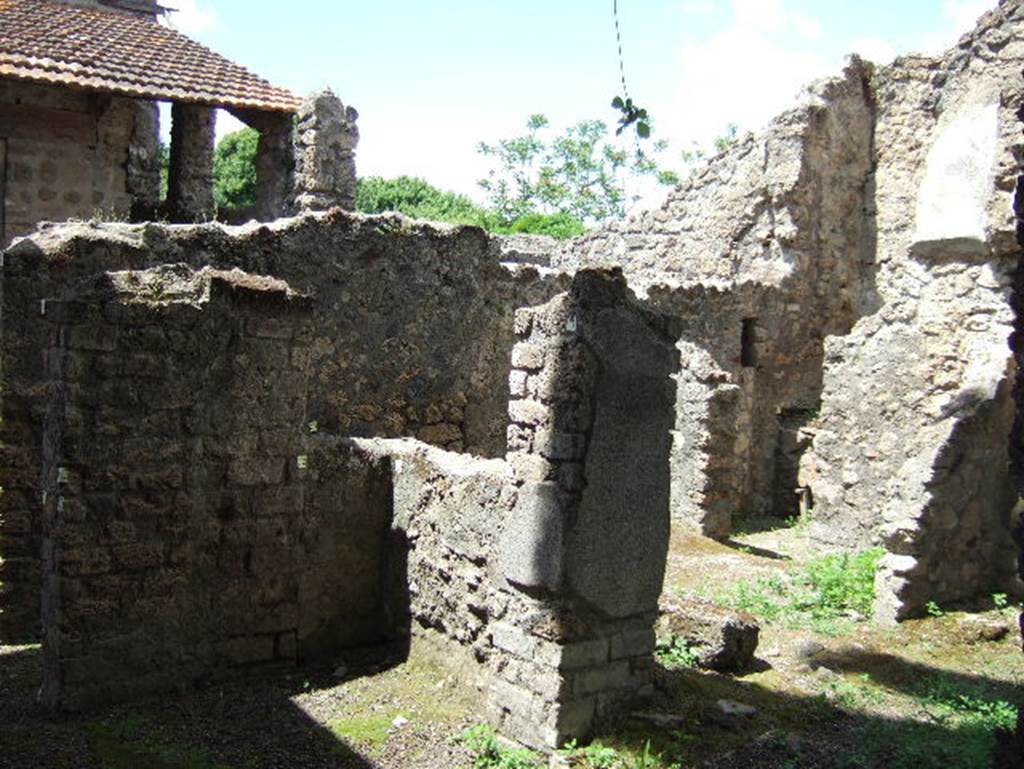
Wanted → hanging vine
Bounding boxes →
[611,0,651,138]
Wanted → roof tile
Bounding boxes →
[0,0,301,111]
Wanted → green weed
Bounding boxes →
[459,724,544,769]
[655,635,700,669]
[560,739,621,768]
[715,548,885,632]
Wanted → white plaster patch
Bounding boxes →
[912,103,999,255]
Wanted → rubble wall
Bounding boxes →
[305,271,679,750]
[799,3,1024,620]
[557,61,875,534]
[37,266,325,709]
[0,80,159,249]
[0,213,564,643]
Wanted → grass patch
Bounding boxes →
[711,547,885,633]
[328,714,394,748]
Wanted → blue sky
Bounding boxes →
[162,0,994,205]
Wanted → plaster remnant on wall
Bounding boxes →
[913,101,1000,256]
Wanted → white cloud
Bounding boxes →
[161,0,219,36]
[847,36,897,64]
[917,0,995,53]
[733,0,791,32]
[943,0,995,31]
[791,13,823,41]
[663,0,830,151]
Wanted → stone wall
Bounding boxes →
[37,265,320,708]
[799,2,1024,620]
[1,223,677,744]
[0,212,563,643]
[321,270,679,749]
[0,80,159,248]
[554,60,875,535]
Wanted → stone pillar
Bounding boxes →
[166,102,215,223]
[126,100,162,221]
[247,111,295,221]
[291,90,358,213]
[491,270,679,748]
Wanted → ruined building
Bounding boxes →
[0,0,357,247]
[0,0,1023,753]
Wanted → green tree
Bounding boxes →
[213,127,259,210]
[356,175,585,240]
[356,175,495,227]
[477,114,677,225]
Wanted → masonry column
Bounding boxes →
[166,102,216,222]
[253,112,295,220]
[291,90,359,212]
[491,270,680,748]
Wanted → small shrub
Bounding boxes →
[925,600,944,618]
[655,635,700,669]
[459,724,543,769]
[716,548,885,631]
[560,740,621,768]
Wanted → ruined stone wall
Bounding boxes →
[36,265,321,709]
[799,2,1024,620]
[0,79,158,248]
[0,212,563,643]
[490,272,678,748]
[295,271,679,750]
[552,61,875,535]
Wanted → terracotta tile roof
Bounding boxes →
[0,0,301,112]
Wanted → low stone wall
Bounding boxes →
[0,213,566,644]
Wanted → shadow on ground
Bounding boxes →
[3,638,1022,769]
[587,652,1024,769]
[0,643,410,769]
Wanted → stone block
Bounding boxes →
[489,678,537,717]
[508,370,528,398]
[507,451,553,483]
[511,343,545,370]
[491,622,536,659]
[547,697,596,742]
[609,627,655,660]
[572,660,632,696]
[536,430,585,461]
[657,595,758,671]
[499,481,563,591]
[508,399,549,427]
[536,636,610,670]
